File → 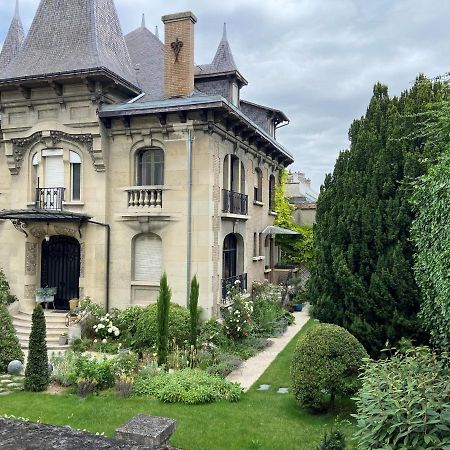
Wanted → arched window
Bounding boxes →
[254,168,262,202]
[223,234,238,279]
[223,154,245,194]
[136,148,164,186]
[269,174,276,212]
[133,234,162,282]
[70,151,81,201]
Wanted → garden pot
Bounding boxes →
[294,303,303,312]
[69,299,79,310]
[58,335,68,346]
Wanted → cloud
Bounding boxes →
[1,0,450,189]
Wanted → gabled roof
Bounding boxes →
[0,0,139,91]
[125,16,164,101]
[0,0,25,69]
[195,24,247,85]
[240,100,289,123]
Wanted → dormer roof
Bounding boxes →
[0,0,25,70]
[0,0,139,92]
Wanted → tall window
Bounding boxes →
[254,168,262,202]
[223,234,238,279]
[231,82,239,106]
[223,154,245,193]
[70,151,81,201]
[137,148,164,186]
[133,234,162,282]
[269,174,276,212]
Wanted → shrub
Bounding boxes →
[115,375,133,398]
[251,297,286,337]
[76,379,97,397]
[198,319,228,348]
[71,338,91,353]
[78,297,106,339]
[92,312,120,342]
[113,351,139,377]
[0,270,17,306]
[72,354,115,391]
[221,285,253,341]
[189,275,199,348]
[50,351,79,386]
[353,348,450,449]
[0,304,23,373]
[135,303,190,351]
[291,323,367,411]
[316,429,346,450]
[25,304,49,392]
[203,352,242,378]
[157,274,171,366]
[133,368,242,404]
[114,306,144,348]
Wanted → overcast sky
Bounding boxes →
[1,0,450,190]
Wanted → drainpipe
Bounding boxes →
[186,129,193,306]
[88,220,111,312]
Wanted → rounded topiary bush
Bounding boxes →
[0,304,23,373]
[290,323,368,411]
[135,302,190,350]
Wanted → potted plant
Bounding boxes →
[35,286,57,306]
[58,332,68,346]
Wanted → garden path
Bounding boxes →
[226,304,310,391]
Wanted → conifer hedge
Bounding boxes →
[309,77,450,355]
[0,304,23,373]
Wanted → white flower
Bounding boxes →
[234,279,241,285]
[93,339,97,343]
[108,328,112,333]
[102,339,107,344]
[114,330,120,337]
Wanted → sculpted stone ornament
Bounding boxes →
[10,132,43,175]
[171,38,183,62]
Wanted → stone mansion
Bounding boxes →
[0,0,293,316]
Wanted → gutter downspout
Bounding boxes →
[186,128,193,306]
[274,119,290,140]
[88,220,111,312]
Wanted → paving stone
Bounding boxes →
[6,383,23,388]
[257,384,271,391]
[277,387,289,394]
[0,391,11,396]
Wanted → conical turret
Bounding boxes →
[0,0,25,69]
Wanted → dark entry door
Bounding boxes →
[41,236,80,310]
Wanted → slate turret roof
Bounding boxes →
[125,16,164,101]
[0,0,139,91]
[195,23,247,84]
[0,0,25,70]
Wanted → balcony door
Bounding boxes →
[41,235,80,310]
[40,150,64,209]
[223,234,238,279]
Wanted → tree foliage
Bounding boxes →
[0,304,23,373]
[411,145,450,352]
[24,304,49,391]
[309,77,449,355]
[157,273,171,367]
[274,169,314,267]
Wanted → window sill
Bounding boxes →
[253,200,264,207]
[131,281,160,287]
[63,201,84,206]
[221,212,250,220]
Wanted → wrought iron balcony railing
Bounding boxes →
[222,189,248,215]
[221,273,248,303]
[35,187,65,211]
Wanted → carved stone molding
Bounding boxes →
[25,242,37,276]
[9,132,43,175]
[28,224,46,238]
[7,130,104,175]
[24,284,36,300]
[53,224,78,238]
[80,242,85,278]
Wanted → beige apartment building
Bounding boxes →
[0,1,293,317]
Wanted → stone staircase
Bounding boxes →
[12,309,70,351]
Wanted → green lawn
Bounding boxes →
[0,320,356,450]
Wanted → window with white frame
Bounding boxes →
[133,234,162,282]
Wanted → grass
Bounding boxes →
[0,319,356,450]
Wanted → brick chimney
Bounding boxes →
[162,11,197,98]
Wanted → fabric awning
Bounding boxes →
[261,225,300,235]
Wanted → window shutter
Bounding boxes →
[45,156,64,188]
[134,234,162,282]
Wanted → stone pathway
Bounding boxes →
[0,375,24,396]
[226,304,310,391]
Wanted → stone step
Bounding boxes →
[12,313,68,324]
[13,320,67,331]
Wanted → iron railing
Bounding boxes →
[221,273,248,302]
[35,187,65,211]
[222,189,248,215]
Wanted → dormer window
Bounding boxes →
[231,82,239,106]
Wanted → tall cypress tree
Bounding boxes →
[310,77,449,356]
[24,304,49,391]
[157,273,171,367]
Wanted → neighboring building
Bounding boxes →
[0,1,293,317]
[286,172,318,225]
